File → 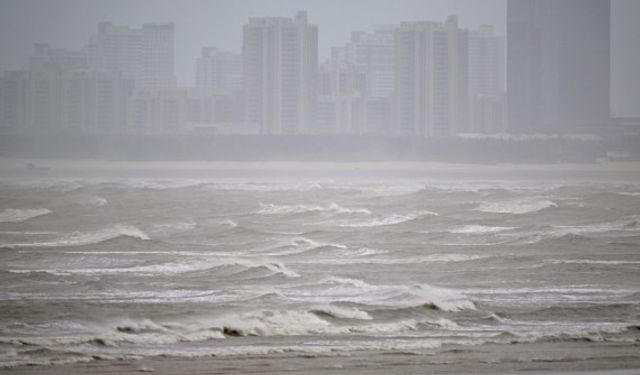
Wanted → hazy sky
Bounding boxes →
[0,0,506,85]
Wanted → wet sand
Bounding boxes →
[4,342,640,375]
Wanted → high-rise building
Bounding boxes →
[394,16,469,138]
[196,47,242,92]
[316,56,366,134]
[242,11,318,134]
[507,0,610,134]
[343,26,396,100]
[468,25,505,133]
[0,44,133,134]
[87,22,176,91]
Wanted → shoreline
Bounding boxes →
[3,341,640,375]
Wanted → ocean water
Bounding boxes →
[1,167,639,369]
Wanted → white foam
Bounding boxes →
[546,259,640,265]
[450,225,515,234]
[256,202,371,215]
[2,225,149,248]
[311,305,373,320]
[0,208,51,223]
[341,210,438,227]
[618,192,640,197]
[149,219,196,234]
[474,199,557,214]
[76,196,108,207]
[10,258,299,278]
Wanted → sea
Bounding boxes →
[0,163,639,370]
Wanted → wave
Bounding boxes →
[380,284,476,312]
[260,238,347,256]
[357,184,426,198]
[0,208,51,223]
[340,210,438,228]
[617,192,640,197]
[291,278,475,312]
[149,219,196,234]
[10,258,300,279]
[488,323,639,346]
[211,309,456,337]
[75,196,108,207]
[310,305,373,320]
[474,198,557,214]
[545,259,640,266]
[1,225,149,248]
[450,225,515,234]
[256,202,371,216]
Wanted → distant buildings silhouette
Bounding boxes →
[0,2,616,137]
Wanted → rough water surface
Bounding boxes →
[0,163,639,373]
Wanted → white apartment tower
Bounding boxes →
[344,26,395,99]
[196,47,242,92]
[468,25,505,133]
[88,22,176,91]
[394,16,469,137]
[242,11,318,134]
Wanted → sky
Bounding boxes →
[0,0,506,86]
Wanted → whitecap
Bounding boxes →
[0,208,51,223]
[1,224,149,248]
[310,305,373,320]
[340,210,438,227]
[450,225,515,234]
[256,202,371,215]
[474,198,557,214]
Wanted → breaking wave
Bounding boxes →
[0,208,51,223]
[1,225,149,248]
[474,199,557,214]
[340,210,438,227]
[11,258,300,278]
[256,202,371,215]
[450,225,515,234]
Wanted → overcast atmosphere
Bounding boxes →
[0,0,506,84]
[1,1,640,374]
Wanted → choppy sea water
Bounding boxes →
[1,170,640,368]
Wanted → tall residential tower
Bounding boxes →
[242,11,318,134]
[507,0,610,133]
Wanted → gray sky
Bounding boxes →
[0,0,506,86]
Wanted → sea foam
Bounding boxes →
[0,208,51,223]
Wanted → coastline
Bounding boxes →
[3,342,640,375]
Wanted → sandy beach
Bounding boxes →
[3,341,640,374]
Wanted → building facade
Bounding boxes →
[242,11,318,134]
[468,25,505,133]
[394,16,469,138]
[196,47,242,92]
[507,0,610,134]
[87,22,176,92]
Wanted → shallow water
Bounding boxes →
[1,167,639,368]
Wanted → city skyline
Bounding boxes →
[0,1,637,140]
[0,0,506,86]
[0,10,507,138]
